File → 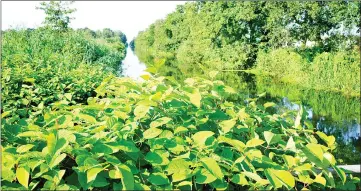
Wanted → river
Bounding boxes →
[120,48,361,164]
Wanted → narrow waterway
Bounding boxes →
[119,48,360,164]
[119,47,148,80]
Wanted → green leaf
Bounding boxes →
[283,155,296,168]
[246,138,265,148]
[333,165,346,184]
[109,169,122,179]
[150,117,172,128]
[148,172,170,186]
[143,127,163,139]
[219,119,236,133]
[134,105,150,119]
[323,152,336,166]
[200,157,224,180]
[263,102,276,108]
[306,143,324,161]
[231,174,249,186]
[78,113,97,123]
[172,169,191,182]
[145,152,164,165]
[314,173,326,186]
[87,167,103,183]
[285,137,296,152]
[16,167,30,189]
[187,89,201,108]
[265,169,295,189]
[49,153,67,168]
[174,126,188,134]
[167,158,190,175]
[114,140,139,153]
[196,168,217,184]
[264,131,274,145]
[243,171,269,185]
[16,144,34,153]
[316,132,335,147]
[119,164,135,190]
[192,131,215,147]
[18,131,45,138]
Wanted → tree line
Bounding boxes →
[134,1,360,95]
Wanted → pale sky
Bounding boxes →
[2,1,186,40]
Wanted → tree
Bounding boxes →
[37,1,76,31]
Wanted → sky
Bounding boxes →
[2,1,186,40]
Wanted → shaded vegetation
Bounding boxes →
[134,1,360,95]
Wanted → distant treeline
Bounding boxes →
[134,1,360,95]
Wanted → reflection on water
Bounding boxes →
[119,47,148,81]
[119,51,360,164]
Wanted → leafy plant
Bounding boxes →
[2,75,359,190]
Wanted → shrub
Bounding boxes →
[2,75,359,190]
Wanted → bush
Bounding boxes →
[1,27,126,132]
[256,49,306,83]
[2,75,359,190]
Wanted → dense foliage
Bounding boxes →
[134,1,360,95]
[2,28,127,142]
[2,75,359,190]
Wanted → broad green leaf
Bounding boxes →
[109,169,122,179]
[263,102,276,108]
[2,111,11,118]
[243,171,269,185]
[196,168,217,184]
[145,152,164,165]
[49,153,67,168]
[316,132,335,147]
[200,157,224,180]
[306,143,324,161]
[285,137,296,152]
[134,183,151,190]
[119,164,135,190]
[172,169,191,182]
[333,165,346,184]
[148,172,170,186]
[246,138,265,147]
[265,169,295,189]
[238,108,250,121]
[314,173,326,186]
[192,131,214,147]
[283,155,296,168]
[150,117,172,128]
[323,152,336,165]
[140,74,151,80]
[219,119,236,133]
[134,105,150,119]
[87,167,103,183]
[114,140,139,153]
[187,89,201,108]
[16,167,30,189]
[264,131,274,145]
[143,127,162,139]
[174,126,188,134]
[167,158,189,175]
[78,113,97,123]
[46,133,57,156]
[16,144,34,153]
[231,174,249,186]
[18,131,45,138]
